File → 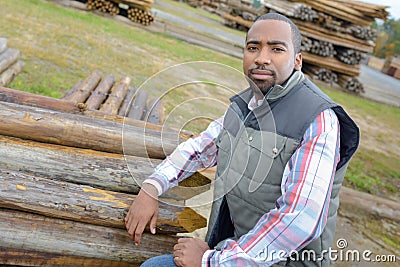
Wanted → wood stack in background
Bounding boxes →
[87,0,120,15]
[0,75,209,266]
[0,37,24,87]
[187,0,389,94]
[67,0,155,25]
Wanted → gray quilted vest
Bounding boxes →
[206,75,359,267]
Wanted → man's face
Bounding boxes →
[243,19,302,95]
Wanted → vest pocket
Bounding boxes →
[233,130,287,186]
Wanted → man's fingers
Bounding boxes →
[149,212,158,234]
[134,221,147,245]
[127,217,138,240]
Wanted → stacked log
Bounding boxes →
[301,36,335,57]
[57,0,155,25]
[62,70,165,125]
[338,74,364,94]
[0,86,209,266]
[0,38,24,87]
[302,64,338,85]
[335,47,365,65]
[87,0,119,15]
[127,6,154,26]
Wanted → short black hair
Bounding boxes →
[250,13,302,53]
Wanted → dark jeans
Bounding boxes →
[141,254,178,267]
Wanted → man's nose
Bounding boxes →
[255,48,272,65]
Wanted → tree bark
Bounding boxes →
[0,60,25,87]
[63,70,103,103]
[0,86,194,140]
[0,246,137,267]
[339,187,400,222]
[0,169,207,233]
[0,86,81,113]
[62,80,84,100]
[99,76,130,115]
[0,48,20,75]
[0,135,210,200]
[128,90,148,120]
[146,98,164,125]
[0,209,177,264]
[0,101,180,159]
[85,73,115,110]
[118,86,136,116]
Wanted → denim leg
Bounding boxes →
[140,254,178,267]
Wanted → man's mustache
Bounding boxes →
[249,66,276,77]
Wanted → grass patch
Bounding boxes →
[320,85,400,131]
[366,217,400,253]
[0,0,241,97]
[345,148,399,196]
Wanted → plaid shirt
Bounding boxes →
[144,108,340,266]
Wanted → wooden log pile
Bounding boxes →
[192,0,388,94]
[0,84,209,266]
[127,7,154,27]
[301,36,335,57]
[62,0,155,25]
[0,38,24,87]
[87,0,119,15]
[335,47,365,65]
[338,74,364,94]
[302,64,338,85]
[62,70,165,125]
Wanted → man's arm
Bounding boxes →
[144,116,223,195]
[125,117,223,245]
[202,108,340,266]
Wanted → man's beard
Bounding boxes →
[252,78,276,95]
[248,67,277,95]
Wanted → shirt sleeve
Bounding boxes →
[202,108,341,266]
[143,116,224,196]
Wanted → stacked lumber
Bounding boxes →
[191,0,388,94]
[58,0,155,25]
[0,37,24,87]
[0,85,209,266]
[337,74,364,94]
[87,0,119,15]
[301,36,335,57]
[62,70,165,125]
[127,6,154,26]
[302,64,338,85]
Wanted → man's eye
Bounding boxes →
[273,47,285,52]
[247,46,258,51]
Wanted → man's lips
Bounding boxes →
[249,69,274,80]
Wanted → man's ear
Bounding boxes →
[294,53,302,71]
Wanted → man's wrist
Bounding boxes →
[142,180,162,196]
[140,183,159,199]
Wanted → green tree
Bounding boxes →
[372,18,400,58]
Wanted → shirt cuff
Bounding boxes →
[142,179,163,196]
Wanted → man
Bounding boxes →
[125,13,359,267]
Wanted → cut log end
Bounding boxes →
[176,207,207,233]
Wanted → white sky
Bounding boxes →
[359,0,400,20]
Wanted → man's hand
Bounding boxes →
[173,238,210,267]
[124,183,159,246]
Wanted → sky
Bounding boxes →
[359,0,400,20]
